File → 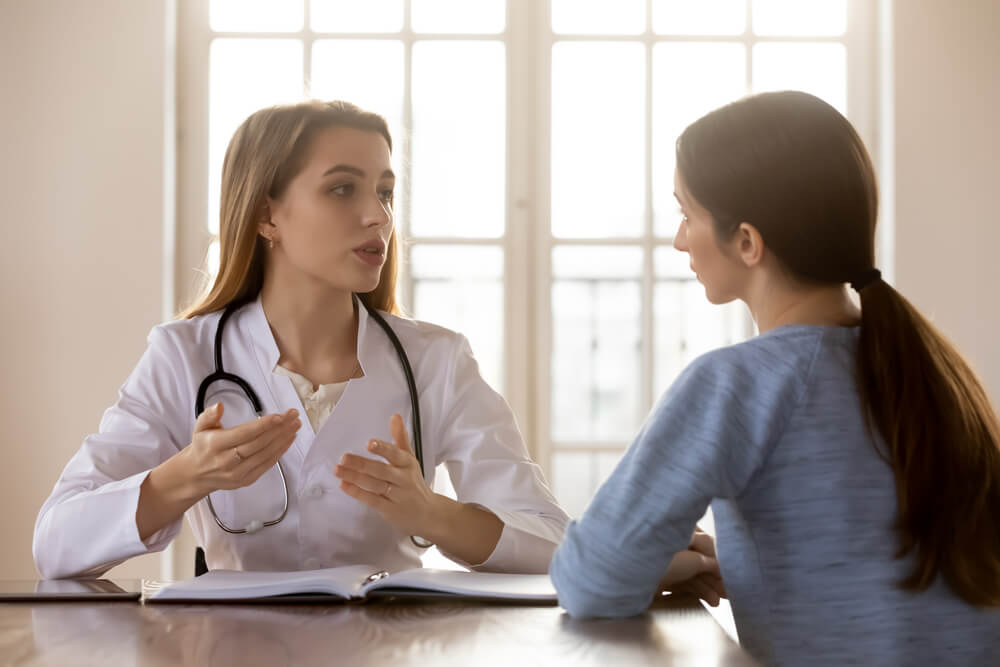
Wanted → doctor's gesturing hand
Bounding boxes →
[182,403,301,493]
[136,403,301,542]
[335,413,504,566]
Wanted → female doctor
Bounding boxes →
[33,100,569,579]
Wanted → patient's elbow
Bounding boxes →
[558,591,609,618]
[552,565,651,618]
[558,588,650,619]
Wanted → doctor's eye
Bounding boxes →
[330,183,355,197]
[378,188,395,205]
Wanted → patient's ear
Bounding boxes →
[735,222,765,268]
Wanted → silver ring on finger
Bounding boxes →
[383,481,393,499]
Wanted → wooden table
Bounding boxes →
[0,594,758,666]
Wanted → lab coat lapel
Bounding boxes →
[305,299,415,466]
[238,296,313,466]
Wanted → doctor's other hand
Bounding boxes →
[334,413,438,538]
[181,402,301,495]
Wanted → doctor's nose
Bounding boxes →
[362,194,393,228]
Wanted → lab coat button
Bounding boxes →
[303,557,320,570]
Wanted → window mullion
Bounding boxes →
[302,0,311,96]
[176,0,212,312]
[505,0,544,463]
[401,0,415,312]
[533,0,555,476]
[641,14,655,417]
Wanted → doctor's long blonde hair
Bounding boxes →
[180,100,401,319]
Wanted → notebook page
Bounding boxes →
[147,564,381,601]
[361,569,558,601]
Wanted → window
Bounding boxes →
[178,0,875,517]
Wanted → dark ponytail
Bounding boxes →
[678,90,1000,605]
[856,279,1000,604]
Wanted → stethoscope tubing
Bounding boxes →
[194,299,430,548]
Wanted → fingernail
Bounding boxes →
[368,440,378,451]
[214,402,222,413]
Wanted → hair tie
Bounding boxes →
[850,268,882,292]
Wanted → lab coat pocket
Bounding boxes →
[205,464,287,534]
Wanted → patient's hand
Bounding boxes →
[658,529,727,606]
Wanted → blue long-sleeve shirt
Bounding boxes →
[550,325,1000,666]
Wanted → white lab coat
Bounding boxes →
[33,296,569,579]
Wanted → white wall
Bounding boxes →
[0,0,171,579]
[892,0,1000,403]
[1,0,998,582]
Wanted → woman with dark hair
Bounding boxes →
[550,91,1000,665]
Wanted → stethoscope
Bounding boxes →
[195,298,432,548]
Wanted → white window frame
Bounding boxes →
[534,0,879,480]
[176,0,881,482]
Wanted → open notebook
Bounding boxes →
[144,565,558,604]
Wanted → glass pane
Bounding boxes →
[752,42,847,114]
[552,43,645,238]
[311,0,404,32]
[551,247,643,442]
[654,246,750,393]
[653,0,746,35]
[552,0,645,35]
[311,40,404,146]
[753,0,847,36]
[551,452,595,518]
[550,450,626,518]
[209,39,304,235]
[412,0,505,34]
[552,449,625,519]
[411,42,505,238]
[210,0,303,32]
[410,245,504,392]
[652,43,746,237]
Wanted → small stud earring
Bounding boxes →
[269,237,275,250]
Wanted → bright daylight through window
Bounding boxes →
[182,0,861,517]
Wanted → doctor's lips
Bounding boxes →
[353,239,387,266]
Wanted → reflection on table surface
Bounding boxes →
[1,594,758,666]
[0,579,142,603]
